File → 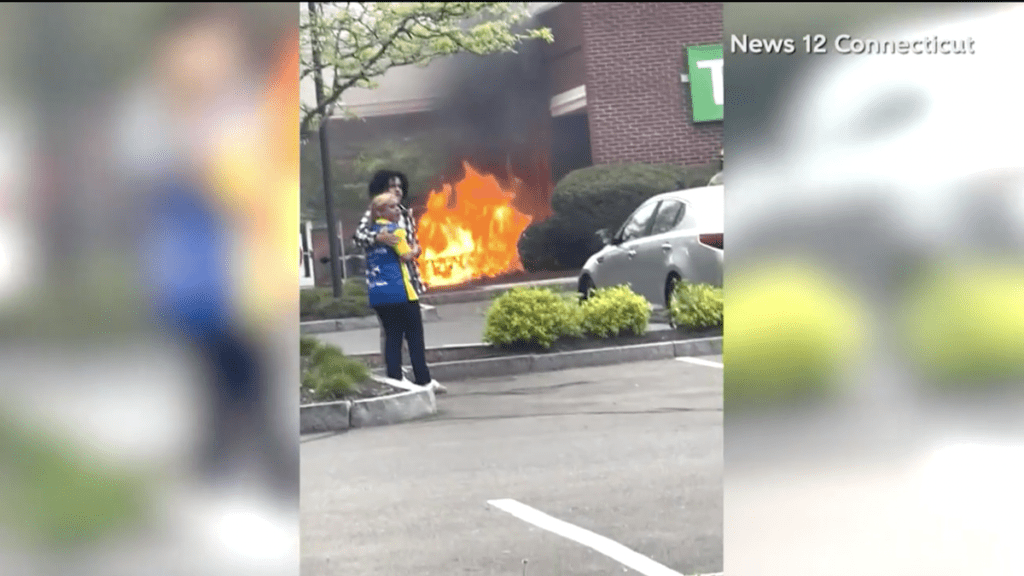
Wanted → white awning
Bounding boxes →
[550,84,586,117]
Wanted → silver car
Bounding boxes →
[578,185,724,308]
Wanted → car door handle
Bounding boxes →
[596,256,604,263]
[661,243,672,252]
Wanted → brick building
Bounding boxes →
[539,2,722,171]
[307,2,724,179]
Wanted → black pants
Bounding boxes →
[374,301,432,385]
[191,325,298,496]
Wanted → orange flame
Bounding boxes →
[415,162,534,288]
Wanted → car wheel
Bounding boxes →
[578,275,596,301]
[665,275,681,328]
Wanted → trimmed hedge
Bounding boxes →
[725,262,867,408]
[900,261,1024,386]
[519,162,719,271]
[300,279,373,321]
[669,281,723,330]
[483,284,659,349]
[483,287,583,349]
[579,285,651,338]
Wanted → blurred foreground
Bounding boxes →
[0,4,298,575]
[725,3,1024,575]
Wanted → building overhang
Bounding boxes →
[529,2,564,17]
[333,97,443,119]
[550,84,586,117]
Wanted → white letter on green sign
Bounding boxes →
[696,58,724,106]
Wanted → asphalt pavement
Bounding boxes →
[301,356,724,576]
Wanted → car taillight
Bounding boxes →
[699,233,723,249]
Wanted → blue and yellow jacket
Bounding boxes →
[366,219,419,307]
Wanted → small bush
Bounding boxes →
[300,279,373,320]
[579,285,651,338]
[299,335,320,357]
[670,281,723,330]
[300,338,369,402]
[900,261,1024,386]
[725,262,867,408]
[483,287,582,349]
[299,289,325,315]
[0,408,150,547]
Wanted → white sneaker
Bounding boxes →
[378,376,417,391]
[427,380,448,395]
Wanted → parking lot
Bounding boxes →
[301,356,723,576]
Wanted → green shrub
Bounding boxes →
[725,261,867,408]
[670,281,723,330]
[299,288,325,315]
[580,285,651,338]
[0,409,150,548]
[519,162,719,272]
[518,213,600,272]
[900,261,1024,386]
[483,287,583,349]
[300,279,373,320]
[299,335,320,357]
[300,339,369,402]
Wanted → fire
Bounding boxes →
[415,161,534,288]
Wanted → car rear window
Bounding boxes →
[680,191,723,231]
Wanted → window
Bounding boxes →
[618,200,659,242]
[650,200,685,235]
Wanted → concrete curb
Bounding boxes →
[299,399,352,434]
[368,336,723,382]
[300,303,441,335]
[353,327,720,368]
[299,378,437,434]
[350,386,436,428]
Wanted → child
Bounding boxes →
[353,170,424,384]
[366,192,445,393]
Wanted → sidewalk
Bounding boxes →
[313,302,488,354]
[314,301,672,355]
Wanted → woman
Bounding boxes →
[353,170,424,295]
[365,192,444,393]
[353,170,447,394]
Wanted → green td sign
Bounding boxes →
[685,44,723,123]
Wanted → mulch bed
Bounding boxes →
[300,379,407,405]
[486,327,722,357]
[356,326,723,368]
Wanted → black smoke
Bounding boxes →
[431,28,555,217]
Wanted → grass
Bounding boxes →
[300,336,370,402]
[0,409,151,549]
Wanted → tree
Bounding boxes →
[300,130,454,221]
[300,2,551,297]
[299,2,553,136]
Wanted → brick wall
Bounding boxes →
[579,2,723,167]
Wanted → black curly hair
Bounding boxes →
[367,170,410,202]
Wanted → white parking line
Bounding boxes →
[488,499,719,576]
[676,357,723,369]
